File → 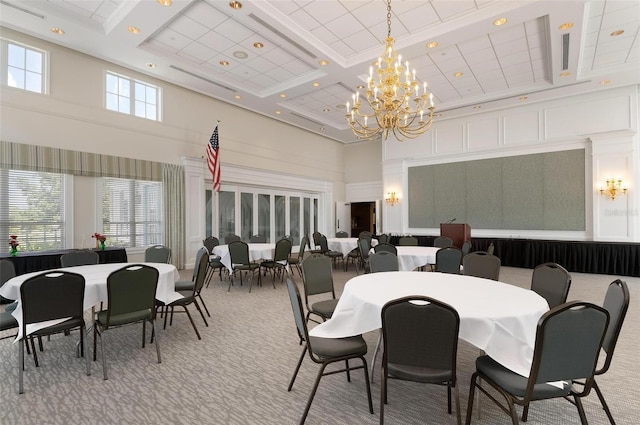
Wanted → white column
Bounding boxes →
[182,156,207,269]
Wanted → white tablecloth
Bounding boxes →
[326,238,378,257]
[394,246,440,271]
[309,271,549,377]
[0,262,181,340]
[212,243,275,271]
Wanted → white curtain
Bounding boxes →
[162,164,185,269]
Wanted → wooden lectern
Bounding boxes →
[440,223,471,249]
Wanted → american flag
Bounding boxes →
[207,124,221,192]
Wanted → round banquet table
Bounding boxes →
[212,243,275,271]
[326,237,377,257]
[309,271,549,377]
[0,262,181,341]
[393,246,440,271]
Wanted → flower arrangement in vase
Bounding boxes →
[8,235,19,256]
[92,233,107,250]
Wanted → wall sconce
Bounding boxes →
[385,192,399,206]
[599,178,628,200]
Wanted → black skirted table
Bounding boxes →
[388,236,640,277]
[0,247,128,276]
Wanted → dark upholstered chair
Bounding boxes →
[60,250,99,267]
[398,236,418,246]
[203,236,225,286]
[530,262,572,308]
[227,241,261,292]
[250,234,267,243]
[335,231,349,238]
[374,243,397,255]
[381,296,461,424]
[224,233,241,244]
[144,245,171,263]
[462,252,501,281]
[156,254,209,340]
[285,277,373,424]
[368,251,399,273]
[260,238,292,285]
[300,254,338,324]
[19,271,90,393]
[434,236,453,248]
[465,301,610,425]
[319,234,343,270]
[94,264,160,379]
[288,236,307,278]
[435,247,463,274]
[174,247,210,317]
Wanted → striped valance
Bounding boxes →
[0,141,162,181]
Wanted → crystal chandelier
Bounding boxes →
[346,0,435,141]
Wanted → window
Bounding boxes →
[1,39,46,93]
[105,71,161,121]
[100,178,163,247]
[0,169,65,253]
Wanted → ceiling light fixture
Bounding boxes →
[157,0,172,6]
[600,80,611,85]
[610,30,624,37]
[519,96,528,101]
[233,95,241,99]
[426,41,438,49]
[253,42,264,48]
[345,0,434,141]
[275,110,281,115]
[229,1,242,10]
[560,71,571,77]
[233,51,248,59]
[128,26,140,34]
[322,108,330,112]
[559,22,574,30]
[51,27,65,35]
[146,63,156,68]
[453,71,464,77]
[493,17,507,26]
[312,82,320,87]
[319,60,329,66]
[219,60,230,66]
[279,93,287,98]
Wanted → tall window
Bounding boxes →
[100,178,163,247]
[1,39,46,93]
[105,71,161,121]
[0,169,65,252]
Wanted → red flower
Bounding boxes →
[92,233,107,242]
[9,235,19,248]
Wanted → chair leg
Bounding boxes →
[380,366,386,425]
[465,373,477,425]
[300,363,329,424]
[142,320,147,348]
[193,299,209,327]
[522,402,530,421]
[361,357,374,414]
[30,337,39,367]
[574,395,588,425]
[453,382,462,425]
[82,325,91,376]
[288,346,307,391]
[593,380,616,424]
[182,305,201,340]
[150,318,161,363]
[370,330,382,383]
[198,294,211,317]
[19,337,25,394]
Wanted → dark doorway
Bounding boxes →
[350,202,376,237]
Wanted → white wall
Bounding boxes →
[0,28,348,263]
[380,85,639,242]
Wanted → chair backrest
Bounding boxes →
[382,296,460,381]
[274,238,293,262]
[357,237,371,261]
[335,231,349,238]
[225,234,242,244]
[295,236,308,260]
[301,254,335,298]
[461,240,471,257]
[105,264,159,326]
[286,277,310,346]
[203,236,220,253]
[434,236,453,248]
[0,259,16,287]
[192,247,209,281]
[435,247,463,274]
[312,231,322,248]
[228,241,250,266]
[318,234,330,253]
[369,251,399,273]
[192,251,210,294]
[145,245,171,263]
[374,243,397,255]
[377,234,389,244]
[60,250,100,267]
[358,231,373,245]
[487,243,495,255]
[528,301,608,396]
[531,262,572,308]
[250,234,267,243]
[398,236,418,246]
[462,252,501,280]
[598,279,630,375]
[20,271,85,326]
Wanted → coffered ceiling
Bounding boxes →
[1,0,638,143]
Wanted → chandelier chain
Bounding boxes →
[386,0,392,38]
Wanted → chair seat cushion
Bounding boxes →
[388,363,452,383]
[311,299,339,318]
[476,355,570,398]
[96,309,152,327]
[310,335,367,358]
[324,251,342,258]
[174,280,194,291]
[5,301,18,313]
[31,317,84,336]
[0,311,18,332]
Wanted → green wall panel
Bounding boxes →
[407,149,585,231]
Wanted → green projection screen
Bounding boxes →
[408,149,585,230]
